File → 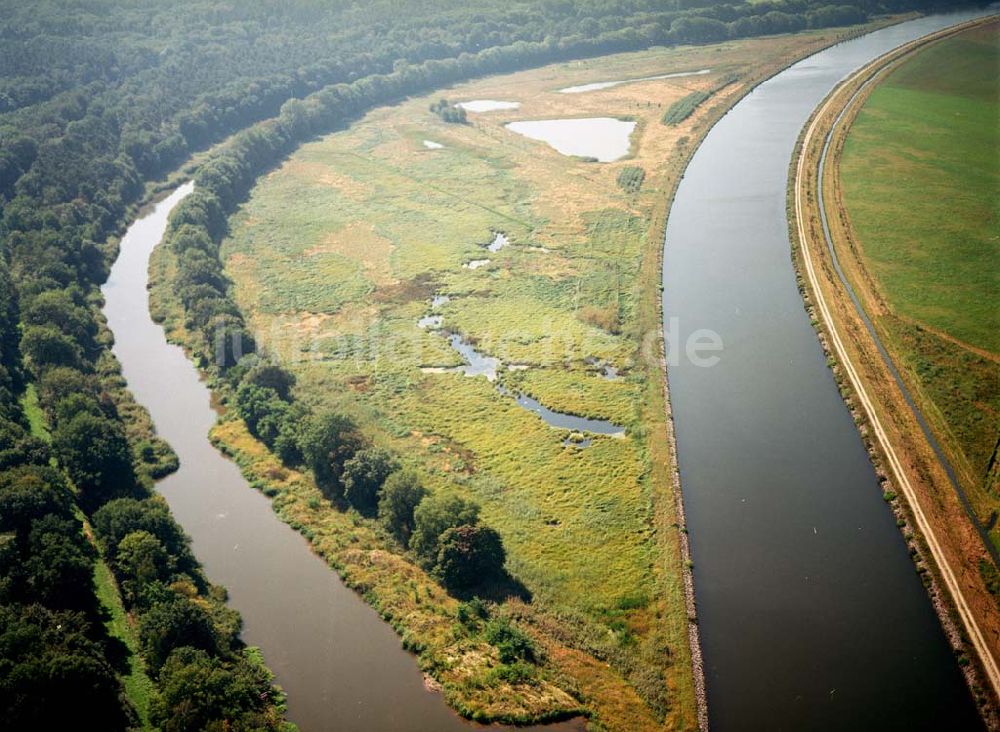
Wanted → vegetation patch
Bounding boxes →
[203,30,856,729]
[616,166,645,193]
[840,21,1000,542]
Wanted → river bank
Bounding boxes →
[790,15,1000,723]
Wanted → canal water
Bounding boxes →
[662,11,990,731]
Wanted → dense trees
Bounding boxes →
[139,595,220,673]
[228,358,509,592]
[52,411,137,511]
[0,461,133,726]
[151,647,285,732]
[0,604,133,730]
[91,497,199,582]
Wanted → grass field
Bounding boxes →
[840,21,1000,547]
[185,28,870,730]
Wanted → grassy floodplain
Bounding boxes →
[839,20,1000,550]
[147,27,881,730]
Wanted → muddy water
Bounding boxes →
[662,11,989,731]
[102,184,580,732]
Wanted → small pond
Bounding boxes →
[456,99,521,112]
[486,232,508,252]
[558,68,711,94]
[509,391,625,436]
[506,118,635,162]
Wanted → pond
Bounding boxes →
[558,68,711,94]
[456,99,520,112]
[506,117,635,162]
[486,232,508,252]
[508,390,624,436]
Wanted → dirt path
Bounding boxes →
[793,15,1000,710]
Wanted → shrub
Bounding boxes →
[342,448,398,515]
[662,90,710,126]
[377,470,427,547]
[484,616,537,664]
[430,98,467,124]
[434,524,506,592]
[616,166,645,193]
[410,493,480,562]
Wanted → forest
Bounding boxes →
[0,0,962,728]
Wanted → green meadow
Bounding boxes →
[211,29,858,728]
[840,21,999,539]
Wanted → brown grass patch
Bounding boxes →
[306,221,398,287]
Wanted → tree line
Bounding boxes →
[231,358,508,594]
[0,240,289,727]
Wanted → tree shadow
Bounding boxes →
[452,568,531,604]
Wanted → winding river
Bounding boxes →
[101,185,581,731]
[662,10,990,731]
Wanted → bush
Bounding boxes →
[430,98,467,124]
[457,597,489,627]
[410,492,480,563]
[377,470,427,547]
[342,448,398,515]
[484,616,536,664]
[434,524,506,592]
[662,90,710,126]
[616,166,645,193]
[299,410,365,494]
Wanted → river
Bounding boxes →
[101,184,582,731]
[662,10,990,731]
